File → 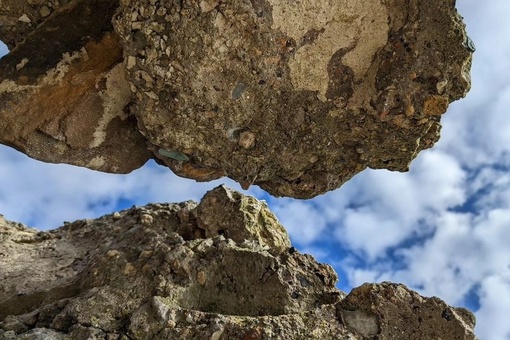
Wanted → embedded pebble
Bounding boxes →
[239,131,256,149]
[140,214,153,226]
[158,148,190,161]
[231,82,247,99]
[18,14,31,23]
[40,6,51,18]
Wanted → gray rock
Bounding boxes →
[0,187,476,339]
[114,0,473,197]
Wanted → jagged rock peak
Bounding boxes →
[0,186,476,339]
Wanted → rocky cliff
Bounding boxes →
[0,0,473,198]
[0,186,476,339]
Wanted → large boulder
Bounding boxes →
[0,186,476,339]
[0,0,473,197]
[114,0,473,197]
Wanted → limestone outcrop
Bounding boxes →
[0,0,473,198]
[0,186,476,339]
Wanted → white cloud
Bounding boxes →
[438,0,510,170]
[476,275,510,340]
[330,149,466,261]
[0,146,252,229]
[272,200,327,246]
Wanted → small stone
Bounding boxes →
[140,214,153,226]
[239,131,255,149]
[197,270,207,286]
[40,6,51,18]
[158,149,190,162]
[211,330,224,340]
[127,56,137,69]
[231,82,247,99]
[240,180,251,190]
[436,80,448,94]
[123,262,137,276]
[15,58,28,70]
[423,95,449,116]
[107,249,121,258]
[144,91,159,100]
[405,104,415,116]
[200,0,218,13]
[18,14,31,23]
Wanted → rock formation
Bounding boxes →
[0,0,473,198]
[0,186,476,339]
[0,1,477,337]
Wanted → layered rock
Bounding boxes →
[0,0,151,173]
[0,0,473,197]
[0,186,476,339]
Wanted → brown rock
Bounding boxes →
[195,185,291,253]
[114,0,473,197]
[0,188,476,339]
[0,0,151,173]
[339,282,477,339]
[0,0,473,194]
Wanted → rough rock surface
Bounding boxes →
[0,0,151,173]
[0,0,68,49]
[0,186,476,339]
[0,0,473,197]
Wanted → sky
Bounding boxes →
[0,1,509,339]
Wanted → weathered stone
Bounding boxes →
[195,185,291,253]
[0,187,476,339]
[0,0,151,173]
[338,282,476,339]
[114,0,473,197]
[0,0,67,50]
[0,0,472,197]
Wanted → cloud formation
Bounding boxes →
[0,146,255,228]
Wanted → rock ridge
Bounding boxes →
[0,186,476,339]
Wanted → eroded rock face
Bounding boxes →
[114,0,473,197]
[0,186,476,339]
[0,0,151,173]
[0,0,472,196]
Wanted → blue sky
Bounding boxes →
[1,1,509,338]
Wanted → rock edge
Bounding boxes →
[0,186,476,339]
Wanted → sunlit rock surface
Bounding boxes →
[0,0,472,198]
[0,186,476,339]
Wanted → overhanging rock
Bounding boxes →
[0,0,473,197]
[0,0,151,173]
